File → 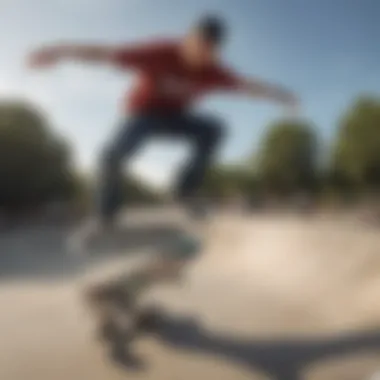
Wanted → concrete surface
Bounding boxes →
[1,209,380,380]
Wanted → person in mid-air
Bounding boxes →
[28,14,299,239]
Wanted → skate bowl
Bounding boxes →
[1,209,380,380]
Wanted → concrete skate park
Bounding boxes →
[1,208,380,380]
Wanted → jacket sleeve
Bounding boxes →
[212,66,246,91]
[112,40,174,69]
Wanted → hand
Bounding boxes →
[27,45,65,69]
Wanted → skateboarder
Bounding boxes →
[27,14,299,239]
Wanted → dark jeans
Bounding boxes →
[97,112,225,220]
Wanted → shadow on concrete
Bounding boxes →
[0,222,181,283]
[105,312,380,380]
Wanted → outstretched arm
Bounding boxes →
[27,40,170,69]
[27,44,119,68]
[242,78,295,103]
[216,68,300,115]
[241,78,299,112]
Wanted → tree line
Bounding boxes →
[202,95,380,206]
[0,95,379,218]
[0,100,161,219]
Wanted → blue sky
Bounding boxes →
[0,0,379,187]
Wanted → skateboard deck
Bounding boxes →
[83,229,203,352]
[84,277,163,340]
[85,277,166,368]
[70,207,212,363]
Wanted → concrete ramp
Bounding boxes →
[1,212,380,380]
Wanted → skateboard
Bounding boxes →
[69,204,211,363]
[83,229,202,354]
[85,279,166,368]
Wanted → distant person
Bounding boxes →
[27,14,299,242]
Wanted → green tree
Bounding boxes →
[332,96,380,194]
[256,119,318,196]
[0,100,77,212]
